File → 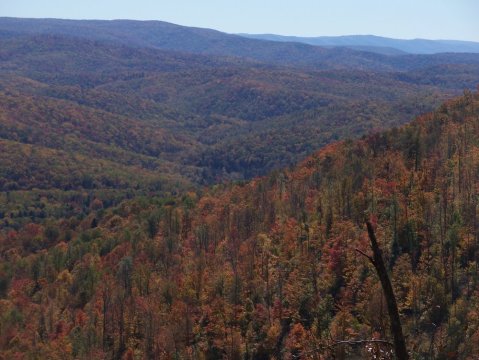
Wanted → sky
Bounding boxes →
[1,0,479,42]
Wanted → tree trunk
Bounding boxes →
[366,221,409,360]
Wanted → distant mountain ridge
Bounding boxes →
[238,34,479,54]
[1,18,479,72]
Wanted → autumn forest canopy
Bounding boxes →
[1,17,479,359]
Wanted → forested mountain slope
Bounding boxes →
[1,91,478,359]
[2,32,478,187]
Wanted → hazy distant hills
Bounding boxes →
[0,17,478,211]
[239,34,479,55]
[1,18,479,72]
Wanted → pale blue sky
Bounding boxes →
[1,0,478,41]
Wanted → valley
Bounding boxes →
[0,17,478,359]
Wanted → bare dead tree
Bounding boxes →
[355,221,409,360]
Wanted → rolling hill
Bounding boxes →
[0,23,478,228]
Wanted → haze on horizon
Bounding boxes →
[1,0,479,42]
